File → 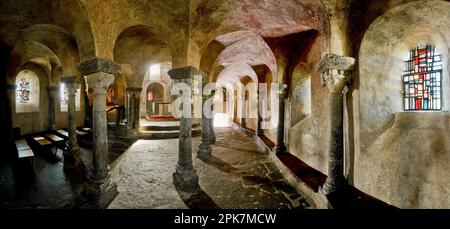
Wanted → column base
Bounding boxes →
[197,144,212,161]
[209,136,216,145]
[63,150,86,178]
[84,175,119,208]
[256,129,264,136]
[87,167,109,184]
[173,165,199,193]
[274,145,287,154]
[320,175,347,195]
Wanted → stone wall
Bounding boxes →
[354,0,450,208]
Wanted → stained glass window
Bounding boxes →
[403,45,442,111]
[16,79,31,104]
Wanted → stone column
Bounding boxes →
[256,86,264,136]
[132,89,142,129]
[62,77,84,171]
[241,93,247,128]
[125,88,142,130]
[274,84,288,154]
[315,54,356,194]
[208,90,216,144]
[125,90,133,129]
[77,57,119,208]
[48,85,58,131]
[168,66,200,192]
[197,94,212,161]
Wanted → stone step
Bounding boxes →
[139,123,200,131]
[139,127,202,139]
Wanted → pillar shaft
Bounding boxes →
[256,85,265,136]
[241,94,247,127]
[274,84,288,154]
[126,92,133,129]
[322,92,346,193]
[63,78,83,170]
[208,91,216,144]
[125,88,142,130]
[48,86,58,131]
[134,92,140,129]
[197,95,212,160]
[88,73,114,181]
[168,66,200,192]
[208,114,216,144]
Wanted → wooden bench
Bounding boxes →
[56,129,69,139]
[15,139,34,168]
[76,130,89,136]
[46,134,66,150]
[30,136,56,155]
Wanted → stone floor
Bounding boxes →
[108,127,312,209]
[0,127,312,209]
[0,149,75,209]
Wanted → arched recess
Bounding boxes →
[15,70,40,113]
[145,82,166,116]
[10,63,51,135]
[355,0,450,208]
[113,25,173,128]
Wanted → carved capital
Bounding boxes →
[84,72,115,95]
[315,54,356,93]
[61,76,82,85]
[168,66,203,83]
[126,87,142,92]
[277,84,288,99]
[47,85,58,96]
[126,88,142,97]
[77,57,119,76]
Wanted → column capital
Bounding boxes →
[61,76,81,85]
[315,54,356,93]
[84,72,115,95]
[77,57,119,76]
[277,84,288,99]
[126,87,142,92]
[168,66,203,81]
[47,85,58,95]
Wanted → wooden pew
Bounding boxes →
[55,129,69,140]
[45,133,65,150]
[30,136,56,155]
[15,139,35,170]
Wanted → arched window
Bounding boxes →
[16,70,40,113]
[403,45,442,111]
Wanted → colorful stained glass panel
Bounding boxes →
[403,45,442,111]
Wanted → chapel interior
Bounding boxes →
[0,0,449,209]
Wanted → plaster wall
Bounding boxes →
[355,0,450,208]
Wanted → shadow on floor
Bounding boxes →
[200,156,250,176]
[326,185,398,209]
[174,183,219,209]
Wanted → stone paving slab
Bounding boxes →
[109,128,313,209]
